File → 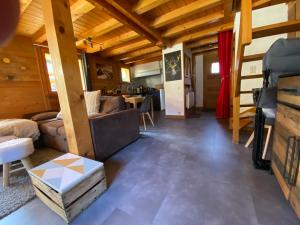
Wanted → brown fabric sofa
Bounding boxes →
[36,96,140,161]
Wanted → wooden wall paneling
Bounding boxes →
[203,50,221,109]
[0,36,48,118]
[42,0,95,158]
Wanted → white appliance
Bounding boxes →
[186,91,195,109]
[132,61,161,78]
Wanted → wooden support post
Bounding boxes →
[41,0,95,158]
[232,96,240,144]
[297,0,300,37]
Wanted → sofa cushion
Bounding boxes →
[56,90,101,119]
[99,96,125,114]
[39,120,65,137]
[31,112,59,121]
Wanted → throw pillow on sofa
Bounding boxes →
[84,90,101,116]
[56,90,101,119]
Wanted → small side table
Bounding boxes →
[28,153,106,223]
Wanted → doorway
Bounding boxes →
[203,50,221,110]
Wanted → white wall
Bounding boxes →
[234,4,288,111]
[195,54,204,107]
[163,43,185,116]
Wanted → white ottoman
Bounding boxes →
[0,138,35,187]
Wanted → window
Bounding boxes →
[121,67,131,83]
[45,53,56,92]
[44,53,87,92]
[211,62,220,74]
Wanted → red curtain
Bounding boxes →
[216,30,233,119]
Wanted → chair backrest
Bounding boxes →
[140,95,152,113]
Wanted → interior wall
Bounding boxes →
[163,43,185,117]
[203,50,221,109]
[87,54,124,92]
[234,4,288,112]
[0,36,50,118]
[194,54,204,107]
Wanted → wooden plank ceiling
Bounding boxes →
[16,0,274,65]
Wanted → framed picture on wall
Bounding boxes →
[164,50,182,82]
[96,63,113,80]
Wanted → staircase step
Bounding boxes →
[240,103,255,107]
[240,90,253,94]
[242,53,264,62]
[253,20,300,39]
[229,117,253,130]
[240,107,256,118]
[239,118,253,130]
[241,74,263,80]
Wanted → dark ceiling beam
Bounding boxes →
[90,0,168,47]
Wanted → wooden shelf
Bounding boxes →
[241,74,263,80]
[253,20,300,39]
[242,53,264,62]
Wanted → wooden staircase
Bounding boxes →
[232,0,300,143]
[229,107,256,130]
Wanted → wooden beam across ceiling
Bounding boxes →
[191,44,218,54]
[151,0,223,28]
[133,0,173,14]
[90,0,166,46]
[116,45,161,60]
[33,0,95,43]
[76,18,123,49]
[124,51,162,64]
[173,22,233,44]
[77,30,140,53]
[79,18,122,40]
[253,0,294,9]
[101,38,152,57]
[186,35,218,49]
[162,11,224,38]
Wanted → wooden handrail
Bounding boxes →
[234,0,252,97]
[232,0,252,144]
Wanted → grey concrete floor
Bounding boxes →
[1,111,299,225]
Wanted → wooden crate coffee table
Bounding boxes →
[28,153,106,223]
